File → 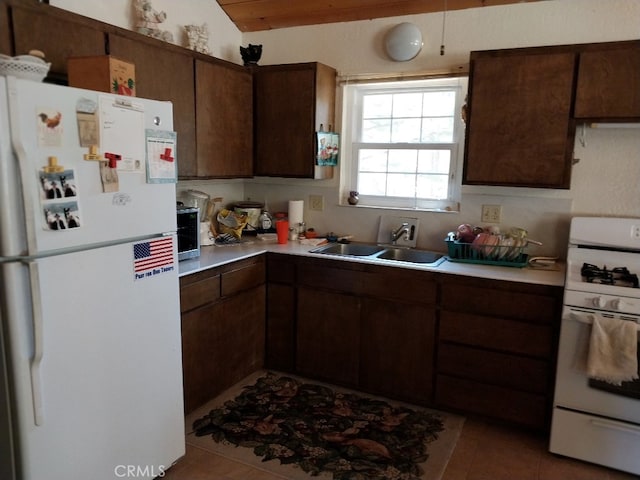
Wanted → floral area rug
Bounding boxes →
[186,371,464,480]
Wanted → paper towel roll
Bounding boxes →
[288,200,304,227]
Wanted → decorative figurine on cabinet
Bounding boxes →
[133,0,174,43]
[240,44,262,66]
[185,23,210,55]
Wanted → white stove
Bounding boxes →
[550,217,640,475]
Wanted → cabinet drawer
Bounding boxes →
[550,408,640,473]
[440,282,559,324]
[362,267,437,305]
[436,374,548,430]
[221,257,265,297]
[437,343,549,394]
[180,270,220,313]
[440,311,553,358]
[297,262,363,294]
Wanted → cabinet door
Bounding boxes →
[195,60,253,178]
[109,34,197,177]
[181,301,223,413]
[296,288,360,386]
[575,43,640,120]
[254,63,335,178]
[360,298,435,404]
[464,51,576,188]
[266,283,296,371]
[12,5,105,78]
[266,254,296,371]
[217,285,266,391]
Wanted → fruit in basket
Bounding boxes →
[456,224,476,243]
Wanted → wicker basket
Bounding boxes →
[0,54,51,82]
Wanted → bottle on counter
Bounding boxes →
[259,210,273,231]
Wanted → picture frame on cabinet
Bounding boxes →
[316,131,339,166]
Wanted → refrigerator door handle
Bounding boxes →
[7,76,38,256]
[27,260,44,426]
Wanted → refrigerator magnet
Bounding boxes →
[39,168,78,201]
[36,108,63,147]
[99,95,145,173]
[42,201,81,230]
[145,129,177,184]
[39,166,81,231]
[133,237,175,280]
[99,161,119,193]
[76,98,99,147]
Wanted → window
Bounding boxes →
[342,76,467,211]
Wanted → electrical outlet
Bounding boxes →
[632,225,640,239]
[481,205,502,224]
[309,194,324,212]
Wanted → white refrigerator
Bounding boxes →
[0,76,185,479]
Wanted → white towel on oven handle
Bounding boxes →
[586,314,639,386]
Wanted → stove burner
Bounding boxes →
[581,263,639,288]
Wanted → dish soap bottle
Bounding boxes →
[259,210,273,232]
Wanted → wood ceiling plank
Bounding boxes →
[217,0,546,32]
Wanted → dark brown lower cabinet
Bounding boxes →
[296,288,360,387]
[360,298,435,404]
[270,254,438,406]
[266,283,296,371]
[265,253,297,371]
[435,275,562,431]
[180,256,265,413]
[216,285,265,392]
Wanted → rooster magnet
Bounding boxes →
[37,108,63,147]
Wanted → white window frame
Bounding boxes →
[341,76,468,212]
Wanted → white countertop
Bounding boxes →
[178,239,565,287]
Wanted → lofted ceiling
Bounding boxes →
[216,0,546,32]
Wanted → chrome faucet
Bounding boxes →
[390,222,410,244]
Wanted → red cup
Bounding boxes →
[276,220,289,244]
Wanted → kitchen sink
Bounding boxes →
[376,248,444,264]
[310,242,445,266]
[312,243,386,256]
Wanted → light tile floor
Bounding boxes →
[162,416,638,480]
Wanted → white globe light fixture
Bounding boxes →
[384,22,423,62]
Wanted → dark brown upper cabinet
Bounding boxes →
[10,3,105,81]
[574,40,640,121]
[253,62,336,178]
[463,48,576,189]
[194,59,253,178]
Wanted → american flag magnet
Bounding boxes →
[133,237,175,280]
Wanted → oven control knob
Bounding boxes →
[592,296,606,308]
[610,298,624,311]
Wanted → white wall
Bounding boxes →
[241,0,640,256]
[50,0,640,257]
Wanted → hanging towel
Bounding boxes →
[587,314,639,386]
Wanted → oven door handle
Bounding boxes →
[591,418,640,436]
[568,310,640,331]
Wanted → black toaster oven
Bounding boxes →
[176,206,200,261]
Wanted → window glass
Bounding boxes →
[344,77,467,211]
